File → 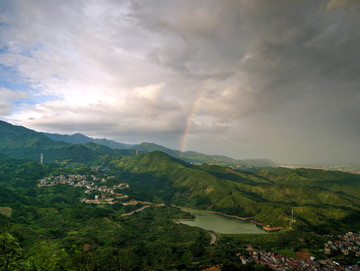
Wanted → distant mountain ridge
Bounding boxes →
[1,119,360,231]
[0,120,275,167]
[44,132,276,167]
[43,132,134,150]
[0,120,136,164]
[135,142,276,167]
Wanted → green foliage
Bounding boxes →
[27,242,73,271]
[0,224,23,271]
[1,125,360,269]
[134,142,276,167]
[107,152,360,231]
[44,132,133,150]
[0,121,131,165]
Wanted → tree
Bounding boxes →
[27,242,73,271]
[0,224,23,271]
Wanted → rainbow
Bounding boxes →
[179,90,204,157]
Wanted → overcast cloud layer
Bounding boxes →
[0,0,360,165]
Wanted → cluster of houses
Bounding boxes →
[37,174,166,216]
[239,246,359,271]
[38,174,129,204]
[38,174,81,187]
[38,174,117,187]
[325,232,360,257]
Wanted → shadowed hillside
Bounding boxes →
[0,121,136,164]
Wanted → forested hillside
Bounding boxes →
[108,151,360,232]
[0,153,276,270]
[0,121,136,164]
[1,121,360,270]
[43,130,276,167]
[1,120,275,168]
[43,132,134,150]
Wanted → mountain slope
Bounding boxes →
[0,121,134,164]
[43,132,134,150]
[108,151,360,232]
[0,120,61,149]
[133,142,277,167]
[43,132,276,167]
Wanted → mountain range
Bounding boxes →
[0,120,137,164]
[43,130,276,167]
[0,120,275,167]
[1,119,360,232]
[105,151,360,231]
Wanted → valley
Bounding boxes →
[1,120,360,270]
[2,0,360,269]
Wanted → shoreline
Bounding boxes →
[172,205,254,221]
[173,218,195,222]
[172,205,282,232]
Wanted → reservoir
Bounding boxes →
[179,209,268,234]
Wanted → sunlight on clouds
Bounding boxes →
[326,0,360,16]
[1,0,360,163]
[131,83,164,100]
[11,81,183,139]
[0,88,28,116]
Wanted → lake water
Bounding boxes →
[179,209,267,234]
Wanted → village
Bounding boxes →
[237,232,360,271]
[37,175,360,269]
[324,232,360,257]
[38,173,129,204]
[37,173,165,216]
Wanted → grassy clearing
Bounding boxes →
[0,206,12,217]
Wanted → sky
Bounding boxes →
[0,0,360,165]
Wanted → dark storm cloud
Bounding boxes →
[1,0,360,164]
[130,0,360,108]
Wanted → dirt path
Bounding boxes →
[209,232,216,244]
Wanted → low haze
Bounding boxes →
[0,0,359,165]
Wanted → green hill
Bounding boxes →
[0,120,61,149]
[0,137,359,269]
[108,151,360,232]
[132,142,276,167]
[0,121,135,164]
[1,120,359,232]
[43,132,276,167]
[44,132,134,149]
